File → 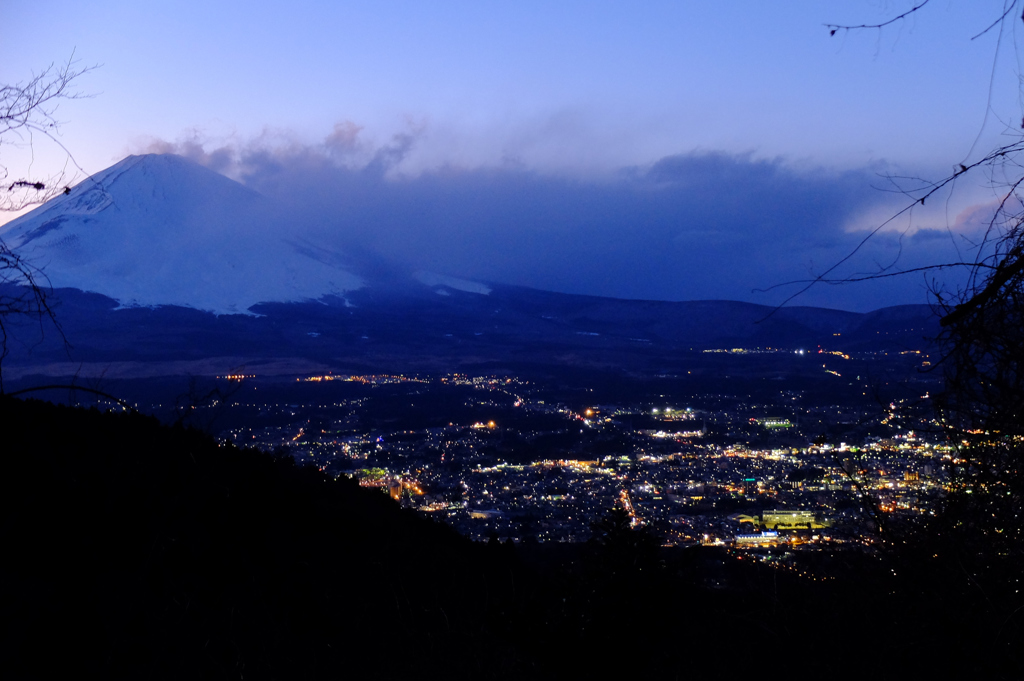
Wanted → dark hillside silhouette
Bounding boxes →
[0,397,533,679]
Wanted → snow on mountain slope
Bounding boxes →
[0,154,364,314]
[413,270,491,295]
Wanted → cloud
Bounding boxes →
[949,200,1004,238]
[134,127,973,311]
[138,131,238,177]
[136,121,418,181]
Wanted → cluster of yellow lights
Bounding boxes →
[619,489,639,524]
[648,430,703,438]
[532,459,601,469]
[300,374,427,384]
[419,501,454,512]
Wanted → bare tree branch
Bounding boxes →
[0,55,94,391]
[825,1,932,36]
[754,263,997,293]
[1,54,96,211]
[759,140,1024,319]
[969,2,1019,41]
[813,3,1024,551]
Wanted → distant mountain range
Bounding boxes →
[0,154,941,378]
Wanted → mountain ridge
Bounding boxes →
[0,282,938,381]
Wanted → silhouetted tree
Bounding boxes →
[779,4,1024,539]
[0,56,94,391]
[931,230,1024,553]
[589,507,659,575]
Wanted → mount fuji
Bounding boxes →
[0,154,366,314]
[0,154,939,382]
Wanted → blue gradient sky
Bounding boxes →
[3,1,1019,310]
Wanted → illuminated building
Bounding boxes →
[735,531,779,546]
[761,510,829,530]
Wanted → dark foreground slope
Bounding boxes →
[0,398,532,679]
[2,398,1022,680]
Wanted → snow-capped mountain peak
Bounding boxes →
[0,154,364,315]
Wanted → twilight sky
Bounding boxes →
[3,1,1021,311]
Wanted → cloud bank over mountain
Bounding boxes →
[138,129,978,311]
